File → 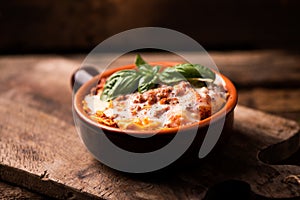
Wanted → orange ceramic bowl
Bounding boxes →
[73,62,238,172]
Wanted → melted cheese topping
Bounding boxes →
[84,80,227,130]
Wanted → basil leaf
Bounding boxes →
[187,79,206,88]
[135,54,161,92]
[100,70,140,101]
[192,64,215,80]
[137,64,154,75]
[147,65,160,75]
[135,54,147,66]
[135,54,155,75]
[174,63,201,78]
[159,63,215,86]
[159,67,186,84]
[138,75,158,93]
[174,63,215,80]
[138,66,160,93]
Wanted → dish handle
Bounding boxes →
[71,66,99,93]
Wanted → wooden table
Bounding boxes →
[0,50,300,199]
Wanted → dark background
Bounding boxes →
[1,0,300,54]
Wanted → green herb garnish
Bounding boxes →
[135,55,161,93]
[100,70,141,101]
[100,55,216,101]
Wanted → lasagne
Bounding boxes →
[83,76,228,130]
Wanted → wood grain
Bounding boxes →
[239,88,300,117]
[0,181,46,200]
[0,51,300,199]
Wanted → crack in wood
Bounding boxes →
[40,170,49,181]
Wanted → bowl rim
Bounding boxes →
[74,61,238,135]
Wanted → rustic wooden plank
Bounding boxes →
[238,88,300,124]
[0,181,46,200]
[212,50,300,88]
[0,55,78,125]
[239,89,300,113]
[0,53,300,199]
